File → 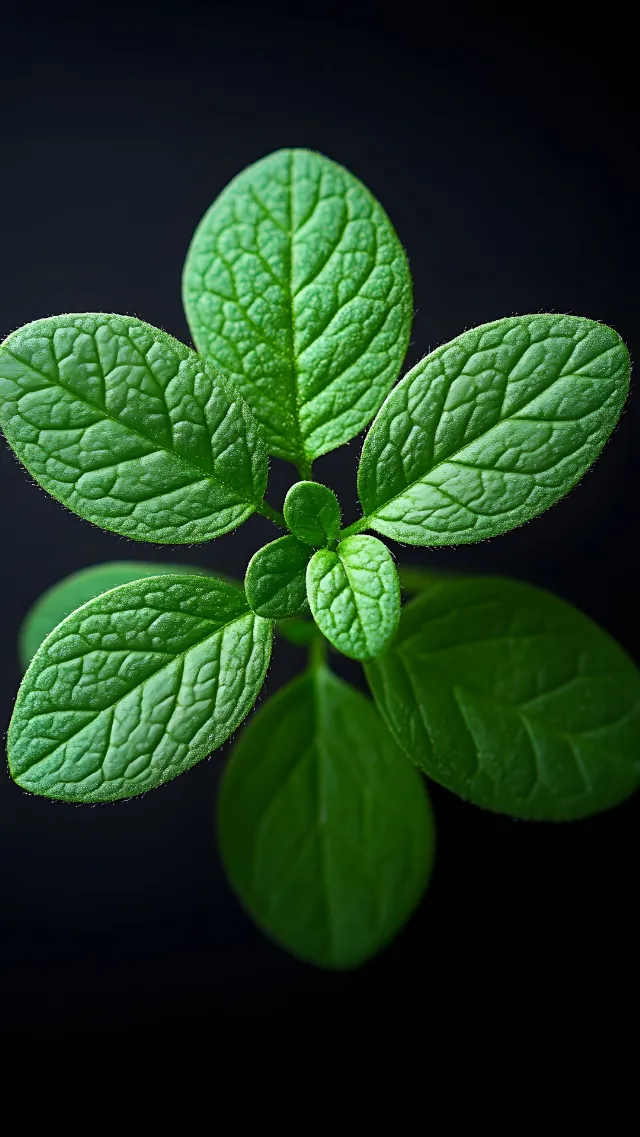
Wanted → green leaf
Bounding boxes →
[182,148,413,469]
[8,575,273,803]
[276,617,318,646]
[397,564,456,594]
[18,561,240,670]
[283,480,342,547]
[365,575,640,820]
[218,667,435,969]
[306,535,400,661]
[0,314,268,544]
[245,535,311,619]
[357,315,630,545]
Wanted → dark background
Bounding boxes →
[1,2,638,1085]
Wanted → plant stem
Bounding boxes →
[309,633,328,671]
[256,500,287,529]
[337,515,370,540]
[296,458,313,481]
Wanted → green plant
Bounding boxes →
[2,149,639,968]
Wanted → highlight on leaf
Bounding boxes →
[0,314,268,544]
[18,560,240,670]
[357,314,630,546]
[182,148,413,471]
[306,535,400,661]
[9,575,273,803]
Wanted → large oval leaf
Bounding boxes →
[306,535,400,661]
[218,667,435,969]
[365,575,640,820]
[18,561,239,669]
[183,149,413,469]
[9,575,273,803]
[0,314,268,543]
[357,315,630,545]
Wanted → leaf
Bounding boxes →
[218,667,435,969]
[245,535,311,618]
[8,575,273,803]
[182,148,413,469]
[397,564,456,594]
[306,535,400,661]
[365,575,640,820]
[18,561,240,670]
[283,480,341,547]
[0,314,268,544]
[276,618,319,646]
[357,314,630,545]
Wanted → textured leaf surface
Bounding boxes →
[245,535,311,618]
[358,315,630,545]
[0,314,267,543]
[218,667,434,969]
[19,560,239,669]
[365,576,640,820]
[9,575,273,802]
[283,480,341,547]
[306,535,400,660]
[183,148,413,467]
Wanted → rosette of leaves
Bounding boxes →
[2,149,639,969]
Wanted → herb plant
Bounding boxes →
[2,149,639,969]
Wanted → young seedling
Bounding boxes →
[2,149,639,969]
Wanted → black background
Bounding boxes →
[1,2,638,1085]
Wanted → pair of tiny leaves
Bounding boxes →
[245,478,400,663]
[0,308,630,552]
[13,561,640,824]
[245,527,400,662]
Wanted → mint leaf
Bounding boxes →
[283,480,341,547]
[9,575,273,802]
[306,535,400,661]
[218,667,434,969]
[245,535,311,618]
[0,314,267,543]
[365,575,640,820]
[18,561,240,669]
[357,315,629,545]
[182,149,413,469]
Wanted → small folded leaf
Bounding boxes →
[245,535,311,618]
[19,560,240,670]
[183,148,413,467]
[0,314,267,544]
[306,535,400,661]
[365,575,640,820]
[358,314,630,545]
[8,575,273,803]
[283,480,341,547]
[218,667,435,969]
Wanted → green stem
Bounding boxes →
[337,515,370,540]
[296,458,313,481]
[256,500,287,529]
[309,633,328,671]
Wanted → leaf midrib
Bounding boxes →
[17,603,257,772]
[2,344,256,508]
[363,353,620,524]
